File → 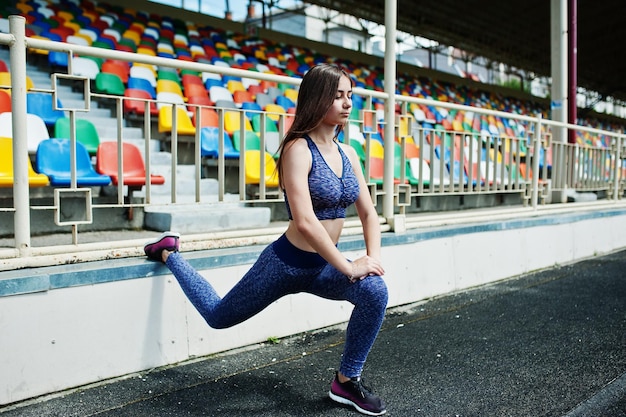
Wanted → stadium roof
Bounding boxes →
[303,0,626,103]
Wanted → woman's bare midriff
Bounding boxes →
[284,219,345,252]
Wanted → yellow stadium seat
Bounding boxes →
[0,137,49,187]
[283,88,299,103]
[264,104,286,122]
[156,79,184,98]
[0,72,34,90]
[368,139,385,159]
[226,80,246,94]
[158,106,196,135]
[224,111,253,135]
[244,150,279,187]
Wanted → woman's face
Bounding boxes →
[322,75,353,127]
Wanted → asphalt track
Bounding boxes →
[2,249,625,417]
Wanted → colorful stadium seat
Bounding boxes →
[96,141,165,188]
[36,138,111,187]
[54,117,101,155]
[0,137,49,187]
[244,149,279,187]
[200,127,239,159]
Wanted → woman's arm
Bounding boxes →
[341,143,383,262]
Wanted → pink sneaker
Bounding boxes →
[144,231,180,261]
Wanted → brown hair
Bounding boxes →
[276,63,353,188]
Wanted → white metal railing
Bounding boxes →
[1,15,625,261]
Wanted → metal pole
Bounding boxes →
[9,15,31,255]
[382,0,397,222]
[568,0,577,144]
[531,114,542,209]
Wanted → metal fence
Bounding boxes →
[1,15,625,261]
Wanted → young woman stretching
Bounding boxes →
[144,63,388,416]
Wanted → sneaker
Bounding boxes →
[329,372,387,416]
[144,231,180,261]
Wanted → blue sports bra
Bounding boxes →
[284,136,360,220]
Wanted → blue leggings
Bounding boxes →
[165,233,388,378]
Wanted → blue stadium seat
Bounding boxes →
[27,92,65,127]
[35,138,111,186]
[200,127,240,159]
[128,76,156,99]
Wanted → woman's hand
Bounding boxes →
[348,255,385,282]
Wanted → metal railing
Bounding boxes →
[1,15,625,261]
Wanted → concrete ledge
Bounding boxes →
[2,206,626,405]
[144,204,272,233]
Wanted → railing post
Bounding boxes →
[9,15,31,255]
[531,114,542,209]
[382,0,404,232]
[613,134,623,200]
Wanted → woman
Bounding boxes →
[144,63,388,416]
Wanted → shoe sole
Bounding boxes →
[328,391,387,416]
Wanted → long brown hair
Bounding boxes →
[276,63,353,188]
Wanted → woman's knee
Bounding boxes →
[357,275,388,309]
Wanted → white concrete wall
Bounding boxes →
[2,210,626,405]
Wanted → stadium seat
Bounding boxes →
[263,103,286,121]
[130,65,157,86]
[128,76,156,99]
[192,107,219,128]
[181,73,204,89]
[209,85,234,104]
[157,69,181,85]
[366,155,385,185]
[54,117,100,155]
[233,90,254,107]
[244,149,279,187]
[187,95,213,107]
[158,105,196,135]
[72,56,100,80]
[276,95,295,110]
[26,92,65,127]
[96,141,165,187]
[156,79,184,98]
[200,127,239,159]
[35,138,111,187]
[408,157,431,186]
[255,92,274,109]
[101,60,129,83]
[182,83,208,100]
[264,131,281,156]
[123,88,158,116]
[0,137,49,187]
[0,90,10,113]
[48,51,69,68]
[156,91,187,111]
[0,71,34,91]
[0,112,50,153]
[232,130,261,152]
[94,72,126,96]
[224,111,253,135]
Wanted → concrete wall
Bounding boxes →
[2,205,626,405]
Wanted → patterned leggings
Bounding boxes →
[165,233,388,378]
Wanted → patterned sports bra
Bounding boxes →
[284,135,360,220]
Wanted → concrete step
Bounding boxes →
[144,203,272,233]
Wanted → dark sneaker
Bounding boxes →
[329,372,387,416]
[144,231,180,261]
